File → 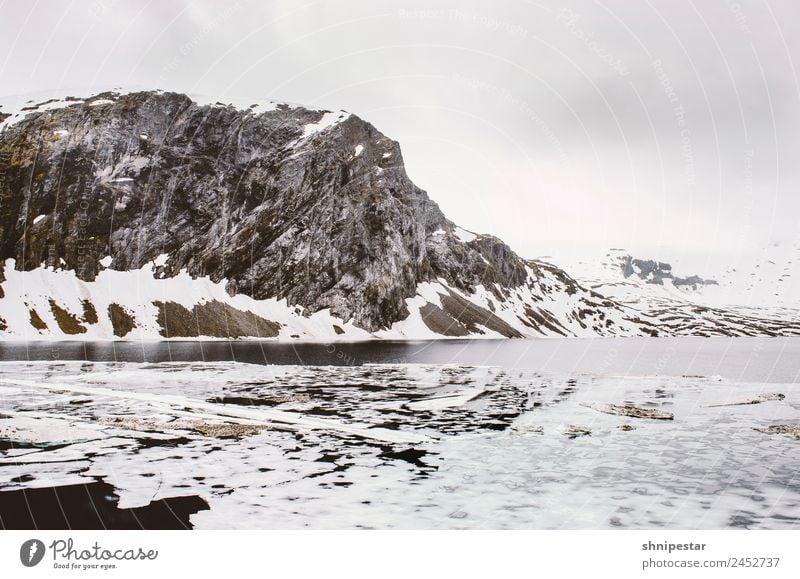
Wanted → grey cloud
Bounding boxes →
[1,0,798,262]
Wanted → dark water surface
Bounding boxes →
[0,479,208,529]
[1,336,798,383]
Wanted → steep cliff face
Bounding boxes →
[0,90,797,340]
[0,91,449,331]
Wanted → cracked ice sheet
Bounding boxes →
[201,375,800,529]
[0,361,505,508]
[1,361,799,529]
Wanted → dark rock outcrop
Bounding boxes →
[0,91,553,332]
[0,91,797,339]
[620,255,718,289]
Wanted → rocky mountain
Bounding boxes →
[0,90,798,340]
[551,248,800,337]
[620,255,718,289]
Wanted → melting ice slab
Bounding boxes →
[0,376,428,445]
[0,361,798,529]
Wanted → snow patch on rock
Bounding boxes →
[454,227,477,243]
[302,110,350,138]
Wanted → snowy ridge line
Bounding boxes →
[552,247,800,313]
[0,88,349,133]
[0,378,431,445]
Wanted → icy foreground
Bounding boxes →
[1,361,798,529]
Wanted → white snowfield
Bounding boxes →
[0,257,368,341]
[552,245,800,312]
[0,360,797,529]
[0,255,635,341]
[301,109,351,139]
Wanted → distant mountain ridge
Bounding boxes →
[552,248,800,337]
[620,255,718,290]
[0,90,798,340]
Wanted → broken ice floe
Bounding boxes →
[753,424,800,439]
[705,392,786,407]
[1,361,798,529]
[563,425,592,438]
[0,375,429,445]
[510,424,544,435]
[0,414,105,447]
[100,416,272,439]
[581,402,674,420]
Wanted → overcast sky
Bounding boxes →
[2,0,798,270]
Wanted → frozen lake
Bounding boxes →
[0,338,798,529]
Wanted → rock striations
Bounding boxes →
[0,90,797,340]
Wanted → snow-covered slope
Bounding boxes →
[1,90,798,340]
[547,247,800,337]
[0,247,648,340]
